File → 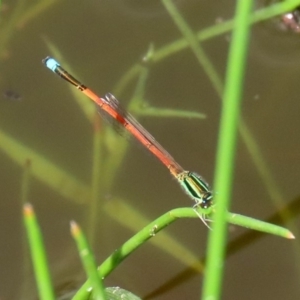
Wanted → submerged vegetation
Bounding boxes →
[1,0,300,299]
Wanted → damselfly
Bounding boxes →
[43,57,213,225]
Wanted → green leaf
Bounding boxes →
[105,287,141,300]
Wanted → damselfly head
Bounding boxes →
[199,191,213,209]
[177,171,213,209]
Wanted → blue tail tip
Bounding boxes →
[43,56,60,72]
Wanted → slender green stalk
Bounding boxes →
[113,64,143,96]
[126,46,153,111]
[117,0,300,94]
[160,0,300,62]
[72,204,292,300]
[238,121,300,240]
[238,120,284,205]
[23,204,55,300]
[71,221,107,300]
[127,45,206,118]
[0,0,59,58]
[104,199,293,269]
[99,207,209,277]
[17,0,60,27]
[72,208,202,300]
[0,0,27,58]
[202,1,254,299]
[226,211,294,239]
[161,0,223,96]
[136,105,205,119]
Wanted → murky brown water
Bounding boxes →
[0,1,300,299]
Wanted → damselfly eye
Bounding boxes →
[200,192,213,209]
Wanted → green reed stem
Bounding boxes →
[116,0,300,95]
[202,1,253,299]
[161,0,223,96]
[71,221,107,300]
[23,204,55,300]
[72,204,292,300]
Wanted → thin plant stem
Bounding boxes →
[71,221,107,300]
[72,204,292,300]
[23,204,55,300]
[0,0,60,58]
[0,0,27,58]
[161,0,223,96]
[202,1,254,299]
[115,0,300,95]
